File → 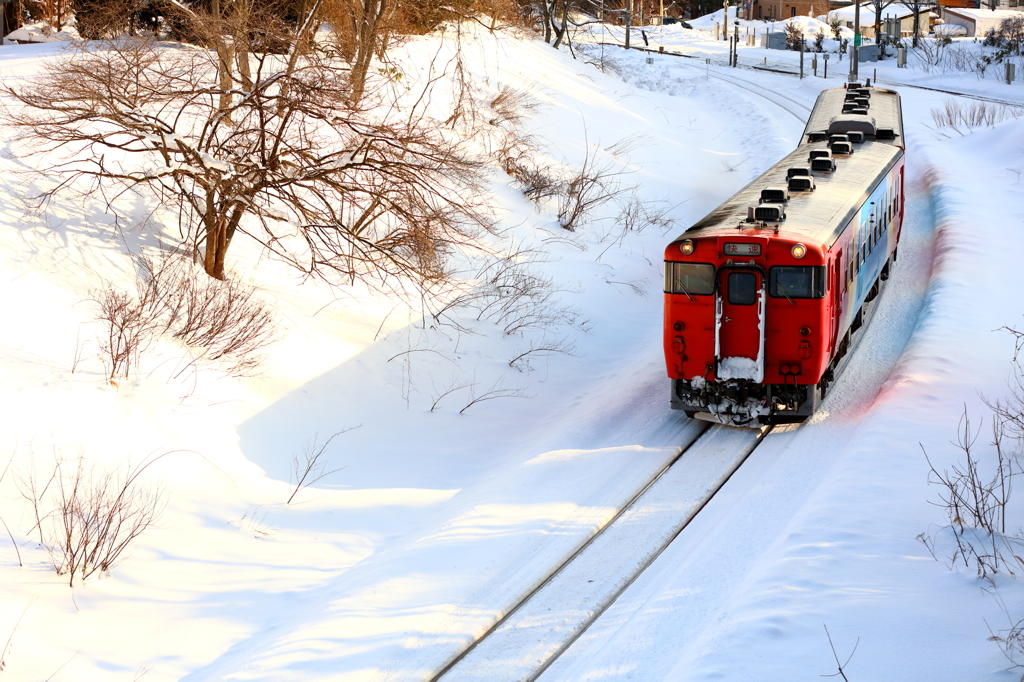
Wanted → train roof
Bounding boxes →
[801,85,904,146]
[674,140,903,250]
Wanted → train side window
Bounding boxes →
[770,266,825,299]
[727,272,757,305]
[665,262,715,296]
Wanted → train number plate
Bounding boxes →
[724,242,762,256]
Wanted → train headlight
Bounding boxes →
[791,243,807,259]
[680,240,694,255]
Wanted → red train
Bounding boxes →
[663,83,905,426]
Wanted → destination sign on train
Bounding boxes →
[723,243,762,256]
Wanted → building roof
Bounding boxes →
[942,7,1024,20]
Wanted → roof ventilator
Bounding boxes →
[877,127,896,139]
[847,82,863,89]
[788,175,816,192]
[854,97,870,108]
[754,203,786,222]
[847,131,865,144]
[856,89,872,98]
[809,149,832,161]
[828,134,850,147]
[831,141,854,155]
[851,107,869,115]
[787,167,811,179]
[760,186,789,204]
[811,156,836,172]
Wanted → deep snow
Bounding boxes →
[0,21,1021,682]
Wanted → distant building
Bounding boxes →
[828,3,941,37]
[940,7,1024,35]
[744,0,821,21]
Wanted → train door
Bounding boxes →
[715,269,765,382]
[830,250,843,353]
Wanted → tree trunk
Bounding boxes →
[912,9,920,48]
[202,193,227,280]
[349,0,388,104]
[211,0,234,124]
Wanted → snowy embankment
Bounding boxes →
[0,21,1022,682]
[0,26,791,682]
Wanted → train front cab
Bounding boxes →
[663,234,831,426]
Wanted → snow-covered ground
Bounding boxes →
[0,21,1022,682]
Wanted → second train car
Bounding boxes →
[663,83,905,426]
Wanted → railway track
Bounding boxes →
[879,79,1024,106]
[429,425,772,682]
[592,41,814,123]
[701,65,813,122]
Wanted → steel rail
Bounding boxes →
[431,424,773,682]
[592,41,813,122]
[424,422,712,682]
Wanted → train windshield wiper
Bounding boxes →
[676,281,695,302]
[777,280,795,305]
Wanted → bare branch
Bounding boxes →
[288,427,359,504]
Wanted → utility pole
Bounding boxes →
[723,0,728,40]
[850,0,860,82]
[734,23,739,65]
[626,0,632,49]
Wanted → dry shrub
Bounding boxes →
[488,84,539,129]
[92,251,278,380]
[500,142,564,207]
[141,252,279,375]
[557,146,631,231]
[430,248,579,336]
[923,410,1022,578]
[17,453,165,586]
[930,98,1024,135]
[93,284,160,381]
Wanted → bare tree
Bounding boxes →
[900,0,935,48]
[2,31,491,287]
[866,0,896,52]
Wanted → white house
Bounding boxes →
[940,8,1024,38]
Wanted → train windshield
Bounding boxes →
[665,262,715,296]
[770,266,825,299]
